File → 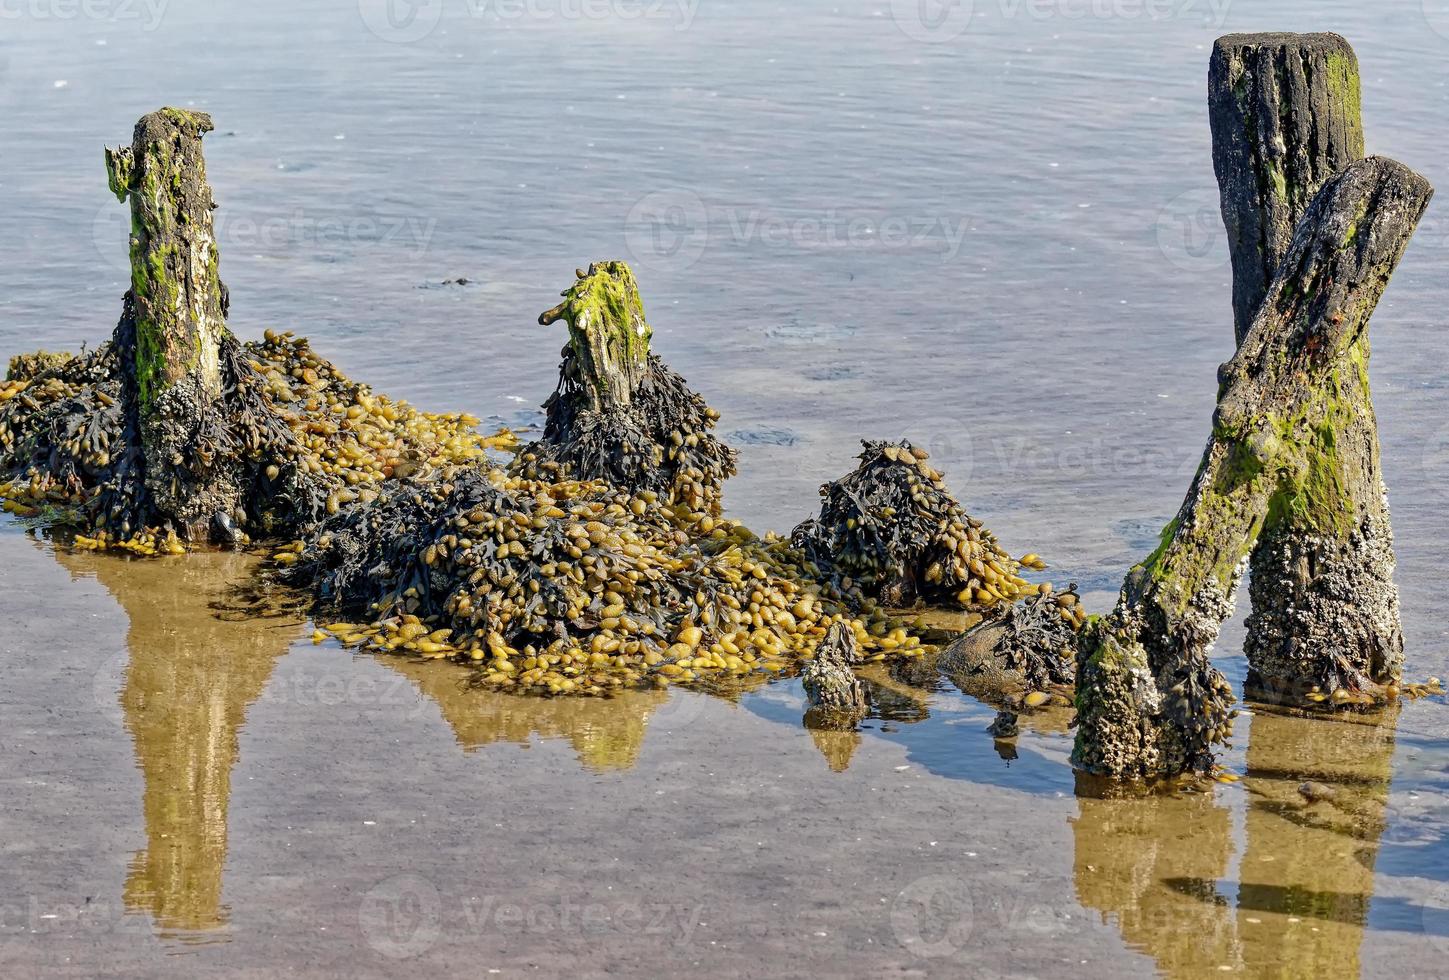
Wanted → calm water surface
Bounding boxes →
[3,1,1449,976]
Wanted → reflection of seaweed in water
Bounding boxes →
[52,547,303,942]
[381,656,670,771]
[1071,704,1400,977]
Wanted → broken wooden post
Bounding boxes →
[519,260,737,515]
[1210,33,1365,345]
[538,260,652,412]
[1073,157,1433,779]
[1209,34,1404,703]
[105,108,241,539]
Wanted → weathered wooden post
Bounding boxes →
[537,260,653,412]
[1210,33,1366,345]
[1209,34,1404,703]
[1073,157,1432,779]
[105,108,242,539]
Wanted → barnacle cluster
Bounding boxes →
[286,465,930,697]
[792,440,1044,609]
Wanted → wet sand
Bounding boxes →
[4,524,1449,977]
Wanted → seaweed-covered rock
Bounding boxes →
[940,584,1084,700]
[513,262,737,516]
[287,465,931,696]
[792,440,1043,609]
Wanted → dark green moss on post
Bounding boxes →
[1074,157,1433,780]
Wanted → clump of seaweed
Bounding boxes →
[0,108,506,554]
[792,440,1045,609]
[511,262,737,516]
[284,464,931,696]
[0,323,505,554]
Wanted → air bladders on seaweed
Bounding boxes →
[792,439,1045,610]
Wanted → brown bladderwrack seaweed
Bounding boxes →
[792,440,1045,610]
[285,464,933,696]
[0,110,503,554]
[512,262,737,517]
[939,583,1084,701]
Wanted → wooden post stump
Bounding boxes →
[105,108,240,539]
[1073,157,1432,779]
[1210,34,1404,702]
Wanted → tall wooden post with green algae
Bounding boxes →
[105,108,240,540]
[1072,157,1432,780]
[1210,34,1404,703]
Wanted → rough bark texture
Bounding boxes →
[538,261,652,413]
[105,108,240,538]
[1073,157,1433,780]
[1210,33,1405,704]
[1210,33,1365,346]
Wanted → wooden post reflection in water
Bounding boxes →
[56,549,300,941]
[1071,704,1401,977]
[1236,705,1399,976]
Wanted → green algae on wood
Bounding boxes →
[518,261,737,515]
[105,108,237,537]
[538,260,652,412]
[1210,33,1406,704]
[1073,156,1433,780]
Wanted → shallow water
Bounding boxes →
[4,0,1449,976]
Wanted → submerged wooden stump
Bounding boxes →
[1073,157,1432,779]
[105,109,241,539]
[1210,33,1404,702]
